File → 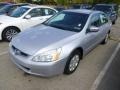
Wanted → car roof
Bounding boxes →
[0,2,11,4]
[22,4,54,9]
[64,9,100,15]
[72,4,91,5]
[95,4,112,6]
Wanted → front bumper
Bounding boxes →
[9,47,67,77]
[0,25,6,40]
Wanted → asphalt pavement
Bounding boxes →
[97,48,120,90]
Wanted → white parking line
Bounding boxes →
[91,43,120,90]
[0,51,8,56]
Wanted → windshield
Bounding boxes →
[93,5,111,13]
[0,4,8,9]
[43,11,89,32]
[0,5,11,13]
[9,7,30,18]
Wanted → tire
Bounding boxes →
[101,33,109,45]
[64,50,82,75]
[2,27,20,42]
[112,21,116,25]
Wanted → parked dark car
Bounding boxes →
[0,2,11,9]
[109,4,118,18]
[70,4,92,9]
[0,3,29,15]
[93,4,118,24]
[109,4,118,12]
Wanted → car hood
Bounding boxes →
[0,15,17,23]
[11,25,77,55]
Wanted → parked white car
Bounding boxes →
[0,5,58,41]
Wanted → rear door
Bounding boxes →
[21,8,44,30]
[99,13,111,38]
[83,13,106,53]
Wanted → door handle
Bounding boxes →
[40,18,43,20]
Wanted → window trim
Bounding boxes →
[41,8,57,16]
[26,8,43,18]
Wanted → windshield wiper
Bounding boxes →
[49,24,67,30]
[42,23,80,32]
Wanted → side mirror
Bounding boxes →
[89,26,99,32]
[24,15,31,19]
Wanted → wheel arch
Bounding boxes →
[70,47,84,59]
[63,46,84,74]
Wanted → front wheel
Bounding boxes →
[2,27,20,42]
[64,50,82,75]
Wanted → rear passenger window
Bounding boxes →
[28,8,42,17]
[100,14,108,24]
[41,8,56,16]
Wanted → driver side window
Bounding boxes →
[27,8,42,17]
[91,14,101,27]
[86,14,102,33]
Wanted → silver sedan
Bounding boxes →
[9,9,112,77]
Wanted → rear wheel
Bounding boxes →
[112,20,116,25]
[2,27,20,42]
[101,33,109,44]
[64,50,82,75]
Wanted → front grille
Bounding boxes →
[12,45,29,57]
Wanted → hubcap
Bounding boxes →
[69,55,80,72]
[6,29,18,41]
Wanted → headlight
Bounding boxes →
[32,48,62,62]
